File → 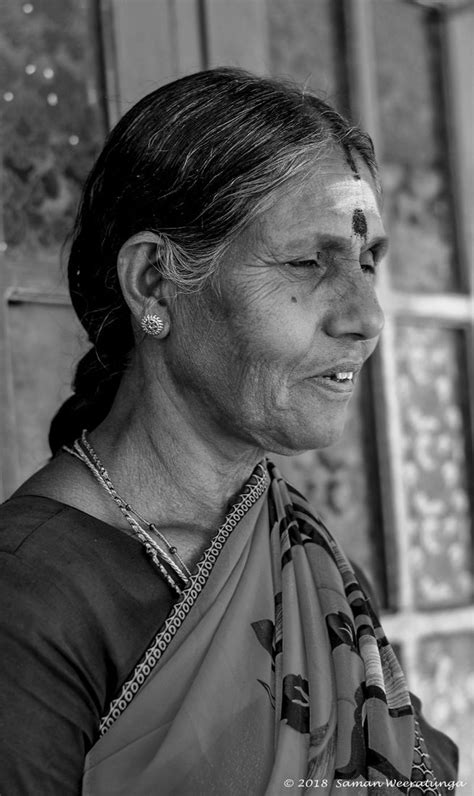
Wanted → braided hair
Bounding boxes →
[49,67,378,454]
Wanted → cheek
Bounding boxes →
[164,296,223,385]
[172,278,319,403]
[223,275,317,366]
[167,293,253,396]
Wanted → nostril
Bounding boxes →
[324,283,385,341]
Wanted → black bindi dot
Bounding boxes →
[352,208,368,239]
[291,296,298,303]
[344,146,361,181]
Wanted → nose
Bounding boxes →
[323,270,385,341]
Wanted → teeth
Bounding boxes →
[335,371,353,381]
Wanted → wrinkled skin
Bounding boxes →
[161,151,387,455]
[17,150,389,549]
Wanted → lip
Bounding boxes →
[314,361,363,378]
[307,376,355,397]
[304,360,363,398]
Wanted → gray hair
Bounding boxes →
[49,67,378,453]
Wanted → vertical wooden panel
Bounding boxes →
[442,8,474,292]
[342,0,380,150]
[107,0,203,115]
[267,0,340,101]
[203,0,269,72]
[374,3,458,294]
[4,294,85,489]
[108,0,176,111]
[441,7,474,464]
[395,324,471,607]
[174,0,204,75]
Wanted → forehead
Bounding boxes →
[258,151,384,251]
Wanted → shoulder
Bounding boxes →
[0,494,132,675]
[0,491,174,619]
[0,494,97,622]
[0,492,176,685]
[0,493,132,609]
[1,490,137,575]
[0,494,176,793]
[0,492,66,552]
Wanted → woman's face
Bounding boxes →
[166,151,387,455]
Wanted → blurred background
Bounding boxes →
[1,0,473,783]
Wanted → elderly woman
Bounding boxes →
[0,69,457,795]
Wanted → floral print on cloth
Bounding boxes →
[83,461,438,796]
[255,463,438,794]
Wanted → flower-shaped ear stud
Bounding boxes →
[140,314,165,337]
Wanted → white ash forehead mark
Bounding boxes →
[320,178,379,216]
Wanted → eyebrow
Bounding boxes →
[281,232,389,256]
[316,233,389,252]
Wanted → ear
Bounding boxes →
[116,232,175,334]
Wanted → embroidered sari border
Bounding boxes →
[99,462,269,735]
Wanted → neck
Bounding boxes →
[89,365,264,534]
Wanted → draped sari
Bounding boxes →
[82,462,438,795]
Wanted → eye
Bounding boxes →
[286,259,322,269]
[282,255,329,285]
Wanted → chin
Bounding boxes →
[262,414,349,457]
[257,388,353,456]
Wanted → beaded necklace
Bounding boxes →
[63,430,192,596]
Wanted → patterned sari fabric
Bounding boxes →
[82,462,438,796]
